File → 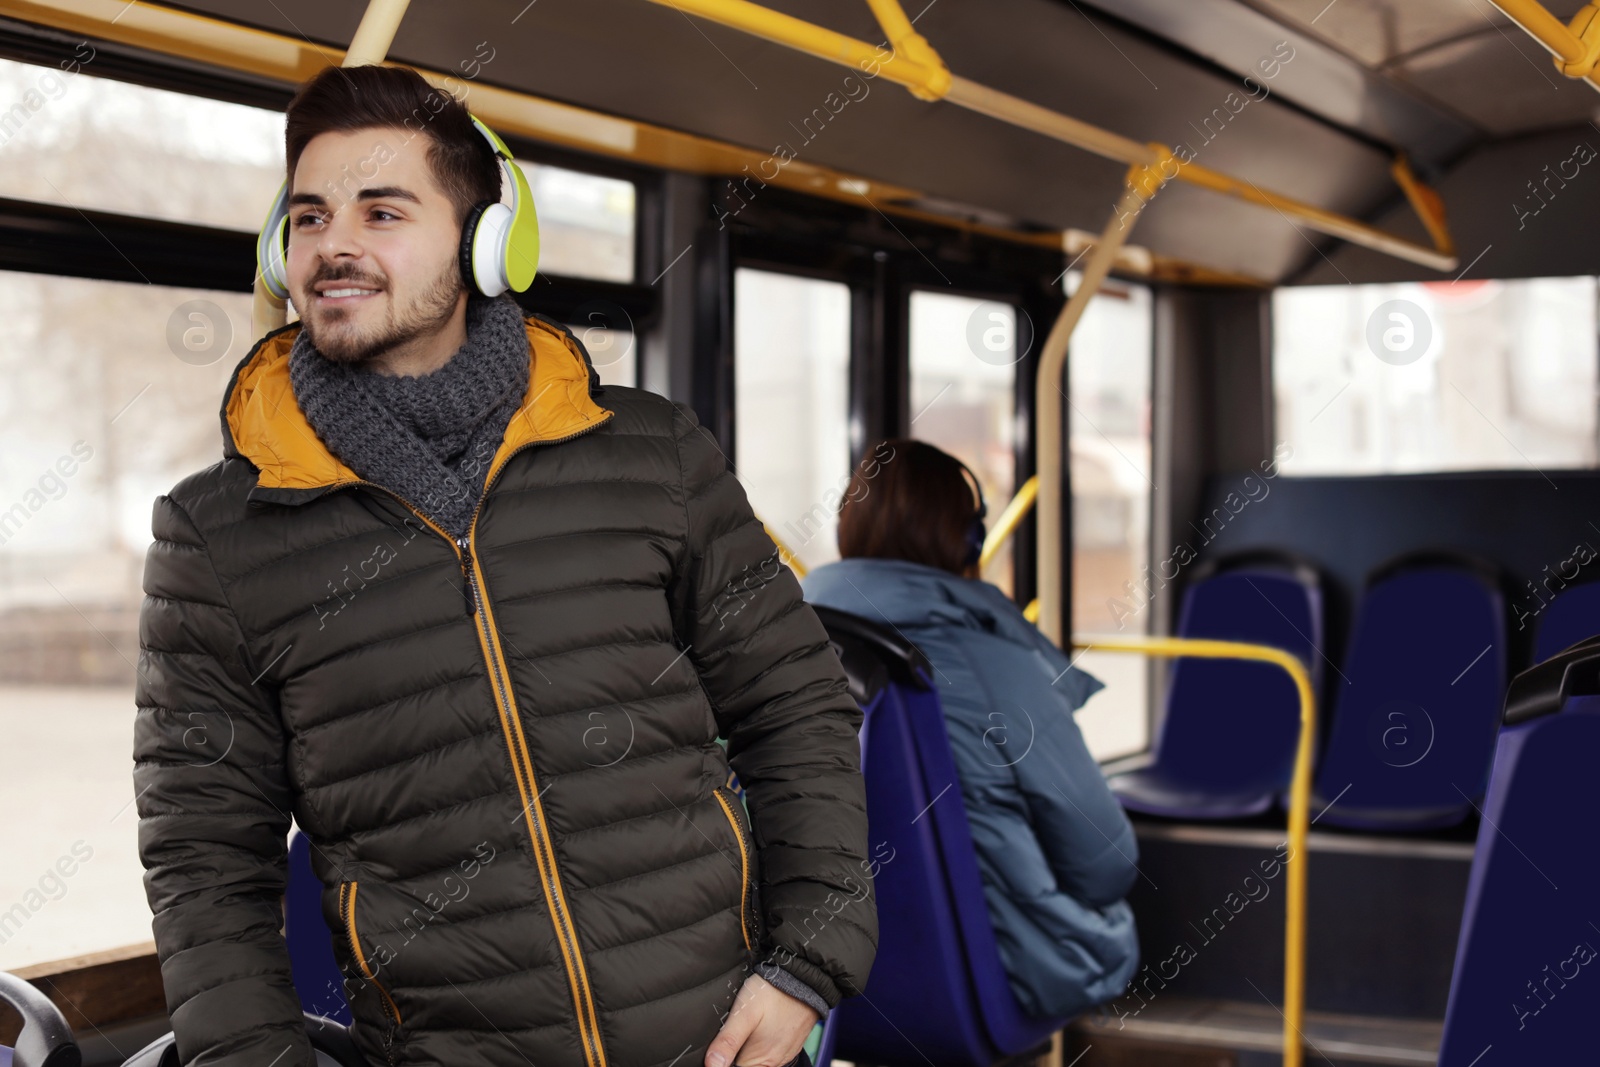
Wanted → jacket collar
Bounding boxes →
[221,312,613,507]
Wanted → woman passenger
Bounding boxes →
[800,439,1140,1020]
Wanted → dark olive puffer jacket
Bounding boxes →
[133,314,877,1067]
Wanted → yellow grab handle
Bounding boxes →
[1069,634,1315,1067]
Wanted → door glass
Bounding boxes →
[733,268,851,572]
[908,291,1018,597]
[1068,275,1154,760]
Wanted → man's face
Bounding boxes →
[285,127,465,365]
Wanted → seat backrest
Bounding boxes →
[1153,565,1323,791]
[818,608,1063,1067]
[0,972,78,1067]
[1313,559,1505,827]
[1533,580,1600,664]
[1437,643,1600,1065]
[828,681,995,1066]
[286,830,351,1024]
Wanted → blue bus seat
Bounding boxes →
[1437,638,1600,1065]
[103,833,361,1067]
[105,834,395,1067]
[812,605,1066,1067]
[0,971,78,1067]
[1110,557,1324,819]
[286,829,351,1023]
[813,1011,838,1067]
[1311,555,1506,830]
[1532,580,1600,664]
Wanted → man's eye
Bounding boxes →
[293,214,323,228]
[371,209,399,221]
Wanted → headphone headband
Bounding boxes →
[952,455,988,570]
[256,111,540,301]
[953,457,988,521]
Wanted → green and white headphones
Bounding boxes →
[256,114,541,301]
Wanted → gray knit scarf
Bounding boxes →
[288,293,531,538]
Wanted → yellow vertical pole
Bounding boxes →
[344,0,411,66]
[251,0,413,338]
[1034,147,1173,648]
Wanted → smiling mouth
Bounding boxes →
[316,287,381,302]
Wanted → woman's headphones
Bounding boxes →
[953,457,989,569]
[256,113,541,302]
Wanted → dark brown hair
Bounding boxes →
[836,439,983,575]
[284,65,500,224]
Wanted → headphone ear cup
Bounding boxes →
[265,214,290,299]
[256,182,291,300]
[458,200,495,295]
[965,519,986,569]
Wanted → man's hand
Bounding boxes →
[706,972,819,1067]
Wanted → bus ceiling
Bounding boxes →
[9,0,1595,288]
[645,0,1457,274]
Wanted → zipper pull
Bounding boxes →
[457,537,478,616]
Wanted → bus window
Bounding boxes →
[566,319,636,387]
[0,56,285,231]
[734,268,851,572]
[1275,277,1599,474]
[0,271,253,970]
[1066,275,1154,761]
[514,161,636,284]
[908,291,1018,597]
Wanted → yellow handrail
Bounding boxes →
[978,474,1037,572]
[762,523,808,577]
[1069,635,1315,1067]
[1489,0,1600,88]
[644,0,1459,272]
[863,0,949,99]
[912,417,1315,1063]
[1035,160,1169,647]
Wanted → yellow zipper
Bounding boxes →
[460,531,607,1067]
[713,788,755,954]
[325,411,615,1067]
[339,880,404,1028]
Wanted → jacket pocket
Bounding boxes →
[338,881,404,1031]
[712,787,758,954]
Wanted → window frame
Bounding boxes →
[721,185,1067,603]
[0,31,655,326]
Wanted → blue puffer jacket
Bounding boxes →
[801,557,1140,1019]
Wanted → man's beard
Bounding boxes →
[300,258,463,367]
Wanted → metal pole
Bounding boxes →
[1488,0,1600,91]
[1035,154,1170,647]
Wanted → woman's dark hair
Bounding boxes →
[836,438,983,576]
[284,65,500,225]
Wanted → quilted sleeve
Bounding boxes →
[666,403,878,1008]
[133,493,313,1067]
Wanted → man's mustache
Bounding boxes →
[305,268,387,291]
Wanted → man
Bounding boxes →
[134,64,875,1067]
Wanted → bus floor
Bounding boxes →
[1053,816,1474,1066]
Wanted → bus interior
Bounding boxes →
[1,0,1598,1065]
